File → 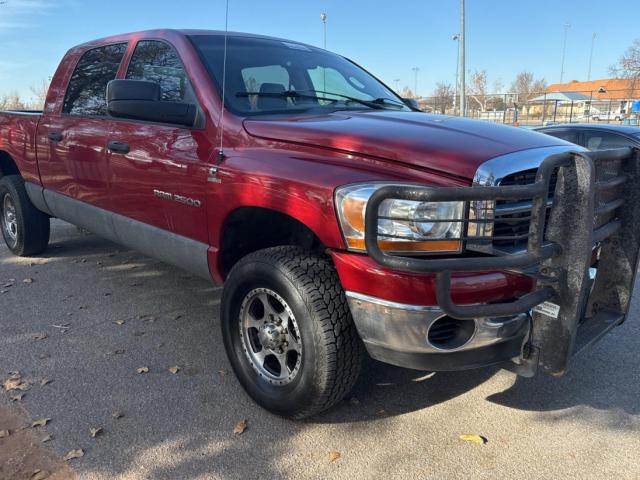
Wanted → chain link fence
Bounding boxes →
[418,89,640,126]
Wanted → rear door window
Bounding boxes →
[63,43,127,116]
[543,129,579,145]
[582,131,636,150]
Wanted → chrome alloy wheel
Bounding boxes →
[1,193,18,247]
[239,288,303,385]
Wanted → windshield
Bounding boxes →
[189,35,409,116]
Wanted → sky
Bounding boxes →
[1,0,639,102]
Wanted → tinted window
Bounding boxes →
[126,40,195,103]
[582,131,635,150]
[63,43,127,116]
[543,129,579,144]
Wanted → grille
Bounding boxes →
[493,161,622,250]
[493,170,557,248]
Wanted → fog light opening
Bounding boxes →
[427,316,476,350]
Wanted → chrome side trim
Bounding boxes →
[42,189,213,281]
[345,291,442,312]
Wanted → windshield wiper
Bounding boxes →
[236,89,385,110]
[370,97,407,108]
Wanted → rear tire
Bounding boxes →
[221,246,363,419]
[0,175,50,256]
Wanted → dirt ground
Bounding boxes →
[0,403,75,480]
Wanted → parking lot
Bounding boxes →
[1,220,639,479]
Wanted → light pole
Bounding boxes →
[452,34,460,114]
[459,0,466,117]
[320,13,327,49]
[587,32,596,81]
[412,67,420,97]
[393,78,400,92]
[560,22,571,83]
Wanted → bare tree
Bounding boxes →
[0,92,28,110]
[467,69,488,111]
[431,82,454,114]
[29,78,50,110]
[400,86,416,99]
[509,71,547,103]
[611,38,640,80]
[611,38,640,95]
[509,71,547,115]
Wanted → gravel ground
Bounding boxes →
[1,220,639,480]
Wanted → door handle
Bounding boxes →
[107,140,130,154]
[47,132,63,142]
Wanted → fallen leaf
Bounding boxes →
[233,419,247,435]
[168,366,180,374]
[459,434,488,445]
[3,377,28,391]
[41,433,52,443]
[136,367,149,374]
[114,320,125,325]
[10,393,25,402]
[89,427,103,438]
[376,409,387,416]
[32,418,50,428]
[218,369,227,376]
[23,278,34,284]
[111,411,124,419]
[33,333,48,341]
[329,451,341,462]
[0,429,10,438]
[110,349,125,355]
[64,449,84,461]
[40,378,52,386]
[31,470,50,480]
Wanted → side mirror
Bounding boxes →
[402,97,421,111]
[106,79,197,127]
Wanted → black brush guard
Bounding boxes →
[364,147,640,376]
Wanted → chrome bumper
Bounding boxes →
[346,291,529,369]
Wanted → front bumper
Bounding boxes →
[346,291,529,371]
[354,147,640,376]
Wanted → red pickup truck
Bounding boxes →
[1,29,639,419]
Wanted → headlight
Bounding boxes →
[335,183,464,253]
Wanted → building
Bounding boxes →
[546,78,640,117]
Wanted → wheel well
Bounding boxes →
[221,207,324,277]
[0,151,20,178]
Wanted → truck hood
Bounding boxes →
[243,111,571,180]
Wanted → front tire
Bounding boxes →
[221,246,363,419]
[0,175,50,256]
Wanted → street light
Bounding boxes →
[320,13,327,49]
[452,34,460,114]
[459,0,466,117]
[587,32,597,81]
[560,22,571,83]
[393,78,401,92]
[411,67,420,97]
